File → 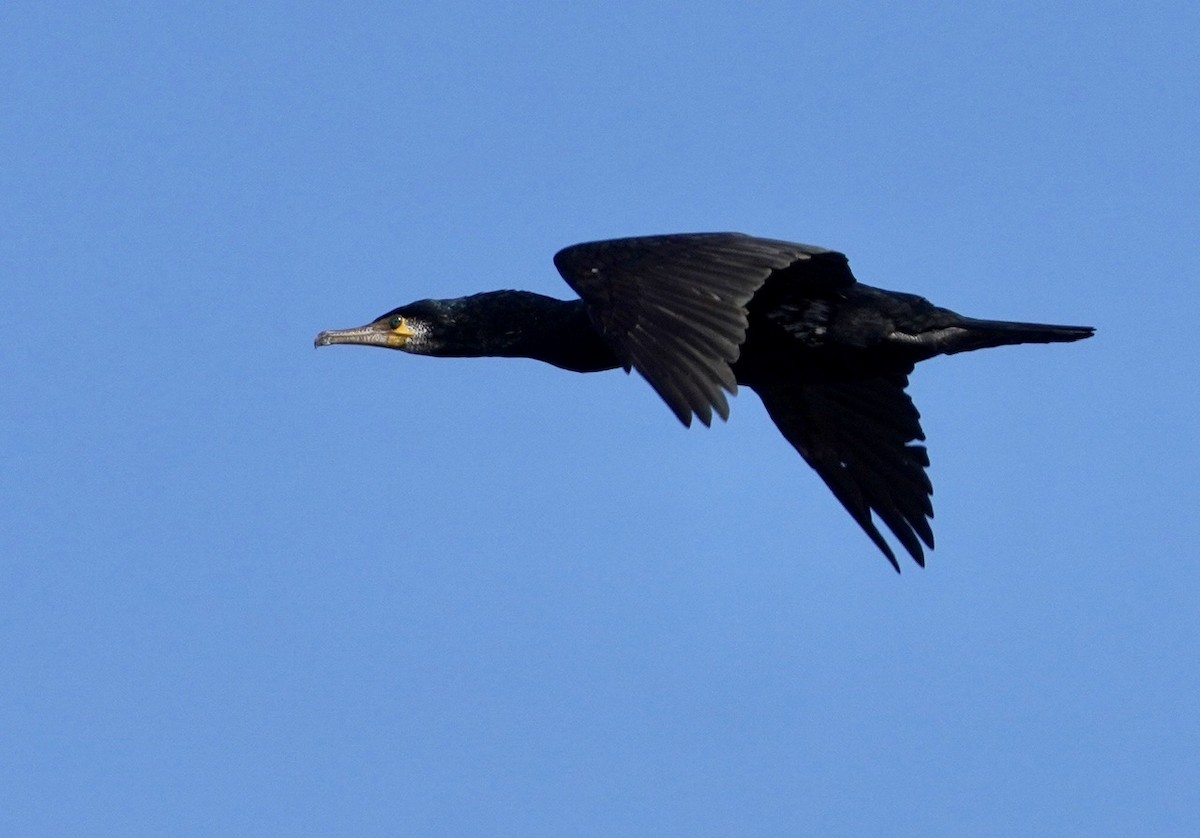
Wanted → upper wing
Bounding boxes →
[752,366,935,570]
[554,233,849,426]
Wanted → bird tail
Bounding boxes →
[941,317,1095,355]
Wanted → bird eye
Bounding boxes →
[389,316,405,330]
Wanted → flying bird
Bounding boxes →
[315,233,1093,570]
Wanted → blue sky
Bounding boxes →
[3,1,1197,834]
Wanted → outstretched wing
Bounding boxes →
[752,366,935,570]
[554,233,848,426]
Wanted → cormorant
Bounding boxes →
[315,233,1093,570]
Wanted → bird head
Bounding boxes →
[314,301,442,352]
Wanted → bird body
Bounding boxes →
[316,233,1093,569]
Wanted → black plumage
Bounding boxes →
[315,233,1094,570]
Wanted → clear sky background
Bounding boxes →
[3,2,1197,835]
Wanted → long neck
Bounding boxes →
[427,291,620,373]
